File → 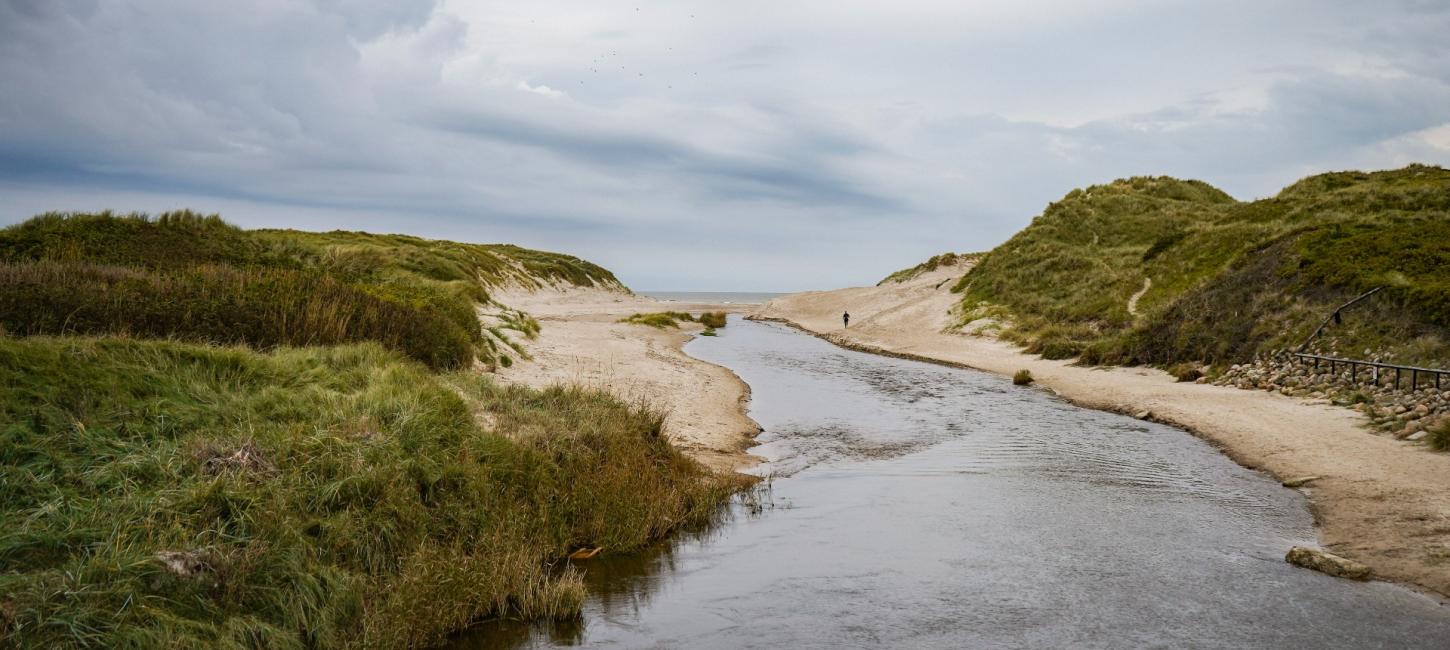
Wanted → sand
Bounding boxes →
[753,260,1450,597]
[489,285,762,472]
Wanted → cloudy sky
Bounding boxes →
[2,1,1448,290]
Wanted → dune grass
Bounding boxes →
[619,312,697,328]
[0,211,618,368]
[0,337,742,648]
[953,165,1450,368]
[697,312,728,329]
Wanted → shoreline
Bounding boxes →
[489,285,763,472]
[752,263,1450,599]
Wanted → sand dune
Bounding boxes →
[490,285,761,472]
[754,259,1450,598]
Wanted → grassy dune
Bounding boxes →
[0,212,742,647]
[952,164,1450,368]
[0,339,738,647]
[0,211,619,369]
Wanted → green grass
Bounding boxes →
[619,312,697,328]
[878,252,978,285]
[0,338,742,648]
[0,211,621,368]
[952,165,1450,368]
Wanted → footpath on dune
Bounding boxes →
[491,285,762,472]
[752,260,1450,598]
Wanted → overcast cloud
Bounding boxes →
[2,0,1448,290]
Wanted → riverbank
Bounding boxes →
[753,261,1450,598]
[491,285,762,472]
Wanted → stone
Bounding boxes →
[1281,476,1321,488]
[1285,546,1372,581]
[1134,410,1152,420]
[1407,431,1428,441]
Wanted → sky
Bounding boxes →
[2,1,1449,291]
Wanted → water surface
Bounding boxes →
[453,318,1450,648]
[637,291,785,305]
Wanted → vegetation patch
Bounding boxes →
[0,338,742,648]
[697,311,728,329]
[878,252,978,285]
[620,312,697,328]
[1013,369,1034,386]
[951,165,1450,369]
[0,211,617,368]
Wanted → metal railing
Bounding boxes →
[1293,353,1450,391]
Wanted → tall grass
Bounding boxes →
[0,211,624,368]
[0,261,476,369]
[0,338,743,648]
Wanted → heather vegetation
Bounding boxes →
[952,165,1450,369]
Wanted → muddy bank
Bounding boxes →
[490,285,761,471]
[752,262,1450,597]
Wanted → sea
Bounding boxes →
[636,291,786,305]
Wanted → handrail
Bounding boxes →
[1296,287,1382,352]
[1293,352,1450,391]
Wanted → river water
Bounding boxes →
[452,317,1450,648]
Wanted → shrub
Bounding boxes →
[1430,418,1450,452]
[1013,369,1034,386]
[1169,363,1204,382]
[697,311,728,329]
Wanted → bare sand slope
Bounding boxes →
[490,286,761,472]
[754,261,1450,597]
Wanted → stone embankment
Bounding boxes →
[1214,353,1450,444]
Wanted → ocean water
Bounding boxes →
[637,291,786,305]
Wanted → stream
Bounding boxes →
[451,317,1450,648]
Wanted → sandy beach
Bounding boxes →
[753,260,1450,597]
[489,286,762,472]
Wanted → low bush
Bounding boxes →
[697,311,728,329]
[1013,369,1034,386]
[1169,363,1204,382]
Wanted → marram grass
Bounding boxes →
[0,338,744,648]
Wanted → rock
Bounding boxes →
[1284,547,1372,581]
[1413,404,1430,416]
[1407,430,1428,441]
[1134,410,1152,420]
[1281,476,1321,488]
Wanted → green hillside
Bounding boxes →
[0,211,620,369]
[0,212,741,647]
[953,164,1450,368]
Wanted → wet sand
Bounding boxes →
[489,285,761,472]
[753,260,1450,597]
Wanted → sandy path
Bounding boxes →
[490,286,761,472]
[753,262,1450,597]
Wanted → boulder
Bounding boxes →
[1281,476,1321,488]
[1285,546,1372,580]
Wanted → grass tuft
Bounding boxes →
[1013,369,1034,386]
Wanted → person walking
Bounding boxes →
[842,310,850,328]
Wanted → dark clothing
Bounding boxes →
[843,312,850,328]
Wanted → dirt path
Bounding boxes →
[1127,276,1152,316]
[490,286,761,472]
[753,261,1450,597]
